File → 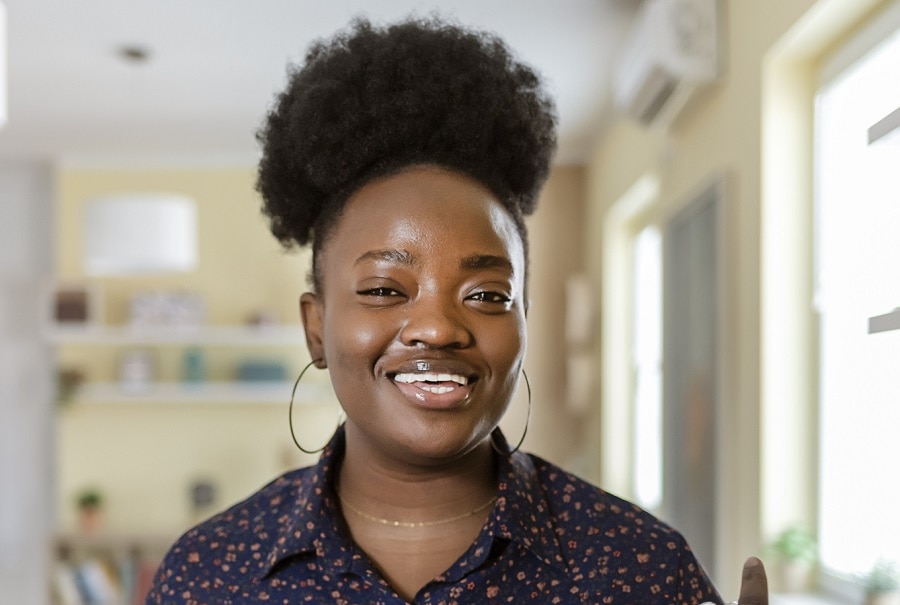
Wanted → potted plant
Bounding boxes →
[767,526,817,592]
[862,560,900,605]
[76,488,104,533]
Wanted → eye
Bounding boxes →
[357,287,403,298]
[467,291,513,308]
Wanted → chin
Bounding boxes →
[387,420,494,465]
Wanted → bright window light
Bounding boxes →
[632,225,662,511]
[815,24,900,578]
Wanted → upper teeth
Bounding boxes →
[393,372,468,385]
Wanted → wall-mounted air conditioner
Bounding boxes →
[613,0,721,128]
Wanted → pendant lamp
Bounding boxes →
[82,194,198,276]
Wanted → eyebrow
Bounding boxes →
[459,254,515,275]
[354,249,514,275]
[354,249,416,266]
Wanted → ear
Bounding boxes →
[299,292,327,368]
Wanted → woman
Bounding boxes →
[147,17,767,604]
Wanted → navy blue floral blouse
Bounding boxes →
[147,428,722,604]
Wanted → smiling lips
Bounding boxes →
[393,372,469,394]
[391,371,473,407]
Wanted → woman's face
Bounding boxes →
[301,165,527,466]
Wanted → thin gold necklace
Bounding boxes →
[338,492,497,528]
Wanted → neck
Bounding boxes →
[336,422,497,524]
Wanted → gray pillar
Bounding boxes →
[0,162,55,604]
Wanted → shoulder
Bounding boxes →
[525,453,697,560]
[522,454,719,601]
[528,455,675,531]
[180,465,315,545]
[146,466,318,602]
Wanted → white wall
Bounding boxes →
[0,162,55,604]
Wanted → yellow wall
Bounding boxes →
[56,168,309,325]
[519,166,590,470]
[54,167,327,535]
[586,0,891,595]
[54,165,588,537]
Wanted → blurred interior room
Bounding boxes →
[1,0,898,603]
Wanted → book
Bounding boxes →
[74,558,121,605]
[54,561,85,605]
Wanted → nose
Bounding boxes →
[399,294,473,349]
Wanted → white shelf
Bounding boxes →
[55,531,177,554]
[68,381,331,405]
[47,324,305,346]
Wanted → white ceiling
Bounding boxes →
[0,0,641,166]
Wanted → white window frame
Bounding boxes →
[814,2,900,598]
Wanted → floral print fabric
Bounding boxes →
[147,428,721,604]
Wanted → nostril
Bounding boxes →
[407,338,467,351]
[400,321,472,349]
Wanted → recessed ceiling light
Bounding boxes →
[117,45,151,64]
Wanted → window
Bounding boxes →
[632,225,663,511]
[815,10,900,580]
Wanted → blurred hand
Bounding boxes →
[738,556,768,605]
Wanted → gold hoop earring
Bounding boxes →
[289,359,342,454]
[491,368,531,456]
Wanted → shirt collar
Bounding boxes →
[488,431,568,573]
[257,427,569,580]
[258,427,349,580]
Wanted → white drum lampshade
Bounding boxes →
[82,194,198,275]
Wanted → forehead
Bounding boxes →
[324,166,525,273]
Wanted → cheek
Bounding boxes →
[487,316,528,373]
[323,308,391,369]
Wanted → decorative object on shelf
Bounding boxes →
[182,347,206,384]
[862,559,900,605]
[76,488,104,533]
[82,193,198,275]
[57,367,85,404]
[128,290,206,328]
[246,308,279,327]
[118,349,155,392]
[189,479,218,524]
[236,359,286,382]
[45,281,102,328]
[765,526,817,593]
[54,289,90,322]
[49,324,309,404]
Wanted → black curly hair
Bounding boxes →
[256,16,557,291]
